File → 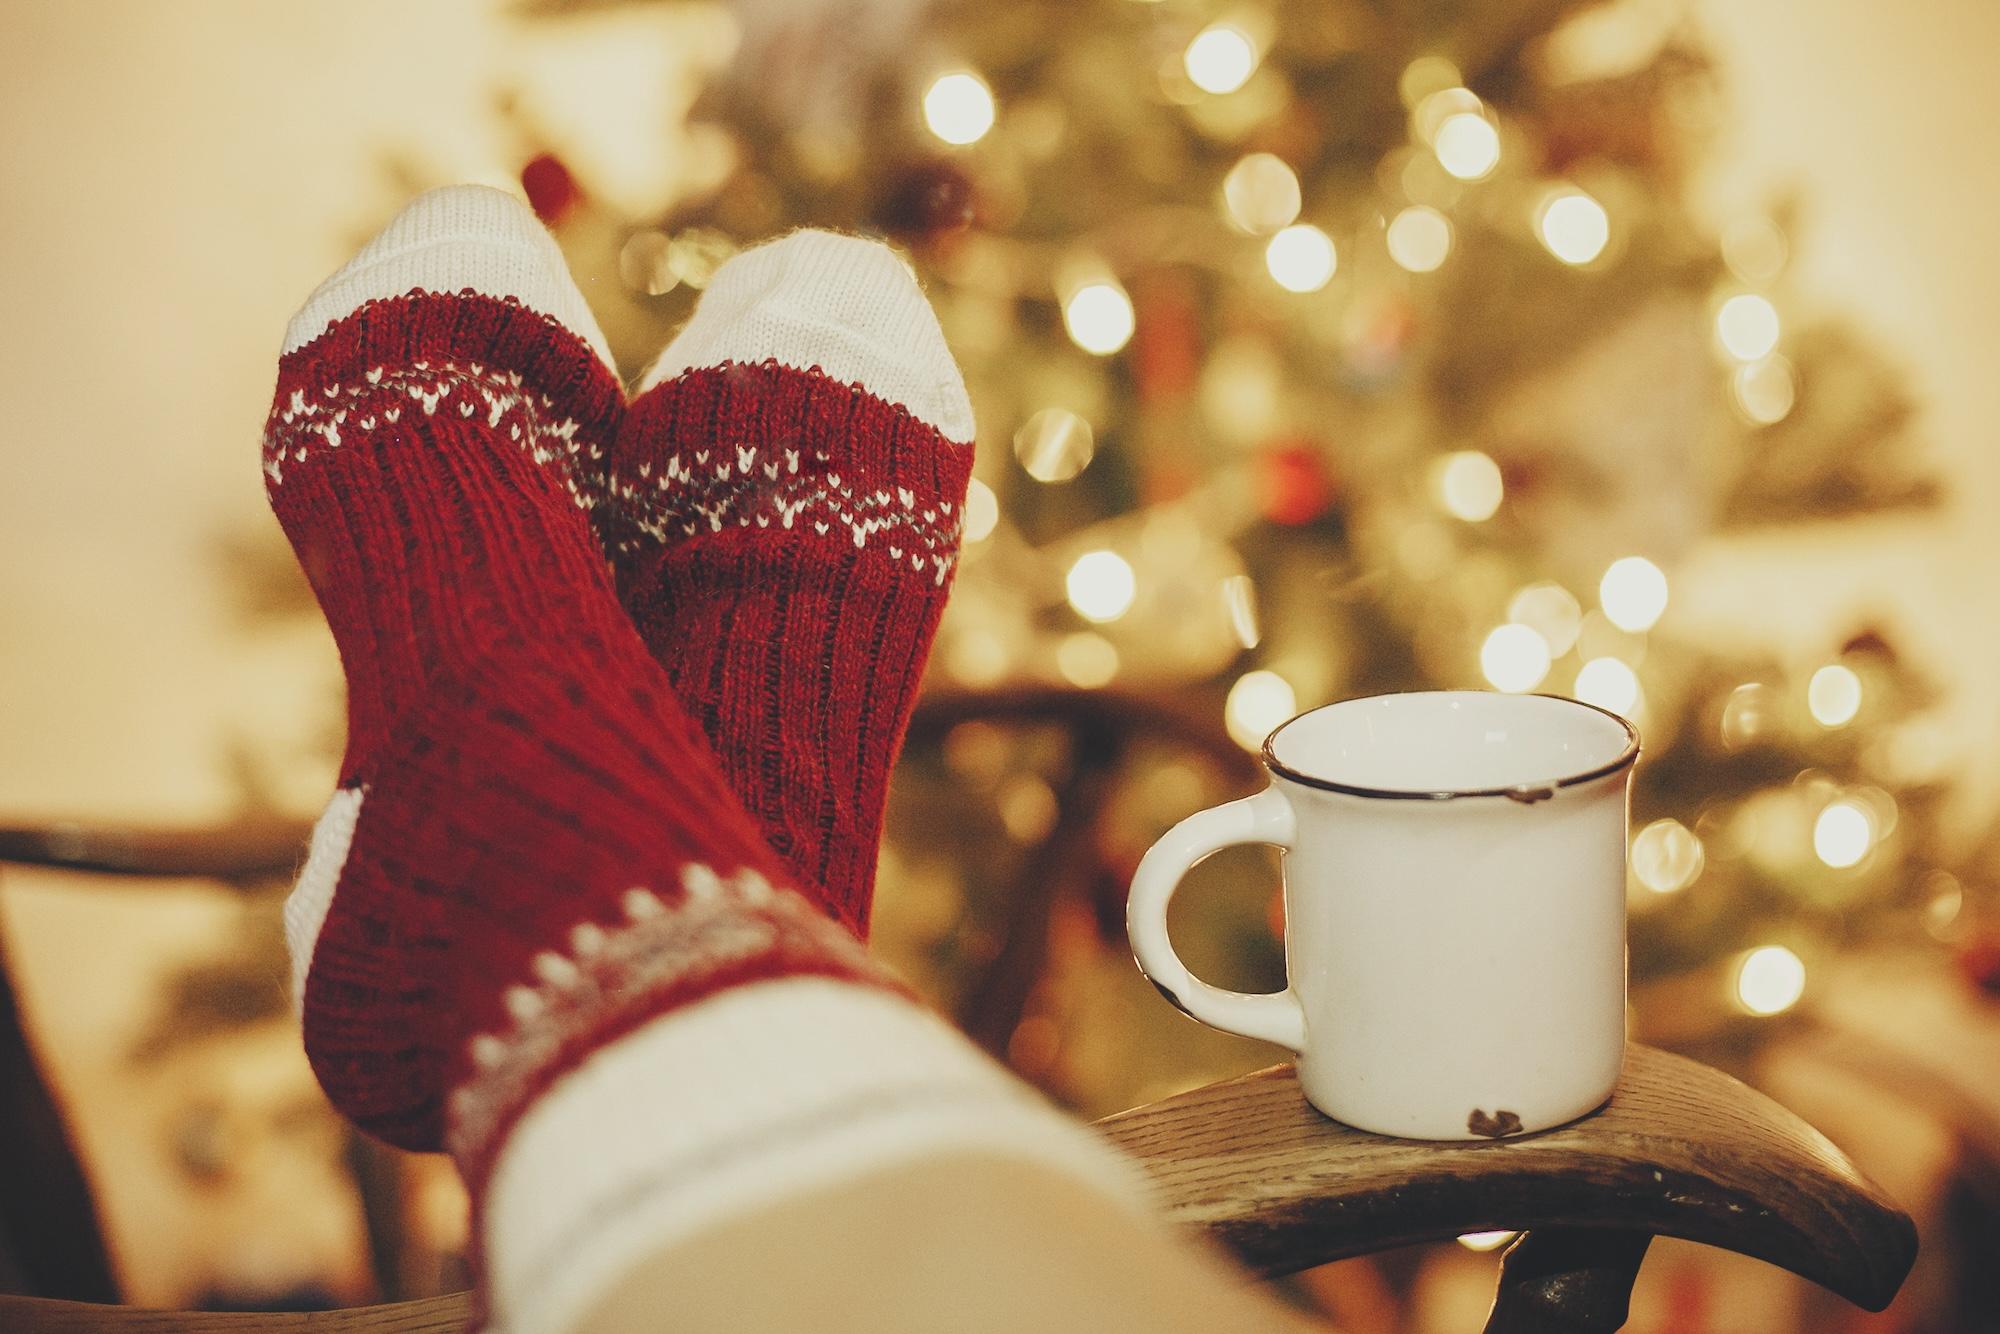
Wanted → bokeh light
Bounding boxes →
[1387,205,1452,272]
[1063,282,1136,355]
[1265,224,1337,292]
[1434,113,1500,179]
[1720,682,1775,748]
[1808,664,1862,727]
[1507,582,1582,656]
[1225,669,1297,749]
[1184,23,1257,94]
[1056,632,1120,688]
[963,477,1000,541]
[1813,799,1874,868]
[1223,153,1301,234]
[1398,55,1463,108]
[1433,450,1503,521]
[1066,549,1137,622]
[1538,190,1610,265]
[1481,623,1552,693]
[1223,573,1261,648]
[1736,946,1806,1016]
[1632,818,1704,893]
[1413,86,1483,143]
[1574,657,1640,716]
[923,71,996,145]
[1732,357,1796,425]
[1721,216,1788,285]
[1716,293,1781,361]
[1598,556,1668,632]
[1013,408,1096,481]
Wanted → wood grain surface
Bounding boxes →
[1095,1044,1915,1310]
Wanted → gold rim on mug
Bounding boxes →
[1259,691,1641,803]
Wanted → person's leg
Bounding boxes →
[575,1153,1321,1334]
[605,231,975,933]
[269,189,1317,1332]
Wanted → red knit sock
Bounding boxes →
[604,231,975,934]
[269,189,897,1153]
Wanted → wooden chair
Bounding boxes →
[0,715,1917,1331]
[0,1039,1914,1331]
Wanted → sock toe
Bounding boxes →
[637,229,973,442]
[282,184,613,368]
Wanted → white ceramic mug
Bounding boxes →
[1129,690,1639,1140]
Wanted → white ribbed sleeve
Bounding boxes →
[483,977,1153,1334]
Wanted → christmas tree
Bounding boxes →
[431,0,1972,1114]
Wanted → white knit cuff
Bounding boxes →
[281,184,613,368]
[637,229,974,442]
[483,976,1153,1334]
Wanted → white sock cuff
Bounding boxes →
[483,976,1152,1334]
[283,785,365,1013]
[281,184,614,368]
[637,229,974,442]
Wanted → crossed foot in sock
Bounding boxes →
[267,177,1018,1167]
[268,187,1151,1332]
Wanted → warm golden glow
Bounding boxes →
[1066,549,1137,623]
[1538,190,1609,265]
[1386,205,1452,273]
[1413,87,1483,143]
[1721,216,1788,285]
[1434,113,1500,180]
[1481,623,1551,693]
[1222,573,1261,648]
[618,230,677,295]
[1507,582,1582,656]
[1573,657,1639,716]
[1223,153,1301,234]
[1265,224,1337,292]
[948,627,1009,686]
[1598,556,1668,632]
[1225,669,1296,749]
[1632,818,1703,893]
[1056,632,1120,688]
[1013,408,1096,482]
[1925,873,1964,939]
[1807,664,1862,727]
[998,775,1059,842]
[1433,449,1503,521]
[1716,293,1781,362]
[1398,56,1463,109]
[1720,682,1773,748]
[1736,946,1806,1016]
[1813,799,1873,868]
[1184,23,1258,94]
[923,71,997,145]
[1732,357,1796,425]
[1063,282,1136,355]
[963,477,1000,542]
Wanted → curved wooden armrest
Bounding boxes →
[1095,1043,1916,1312]
[0,1045,1914,1331]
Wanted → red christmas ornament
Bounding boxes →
[1256,439,1337,526]
[520,152,582,226]
[1956,933,2000,999]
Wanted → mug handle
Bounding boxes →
[1127,784,1306,1052]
